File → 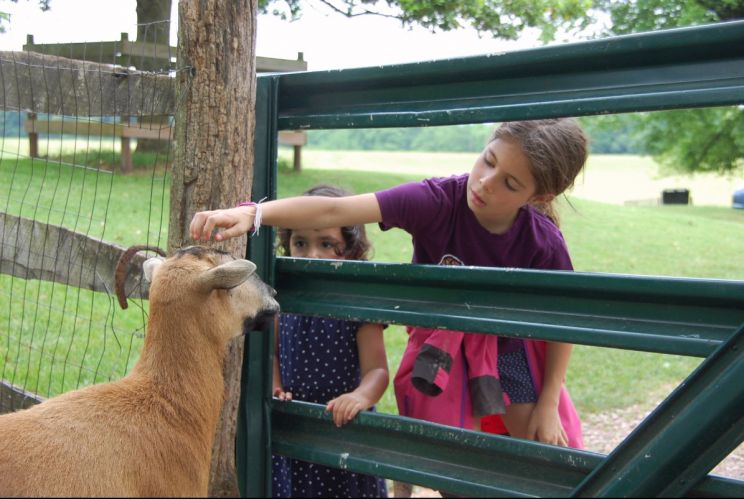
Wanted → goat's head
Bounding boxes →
[143,246,279,340]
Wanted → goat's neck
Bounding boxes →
[133,306,229,415]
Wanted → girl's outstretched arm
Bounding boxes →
[190,193,382,242]
[326,323,389,427]
[526,341,571,446]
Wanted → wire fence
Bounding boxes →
[0,20,187,412]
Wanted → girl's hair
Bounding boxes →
[490,118,588,226]
[277,184,372,260]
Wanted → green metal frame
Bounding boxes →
[238,20,744,498]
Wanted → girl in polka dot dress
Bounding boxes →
[271,185,389,498]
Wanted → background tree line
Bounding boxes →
[304,117,646,154]
[3,111,644,155]
[5,0,743,174]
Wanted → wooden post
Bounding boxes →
[120,116,133,174]
[118,32,128,68]
[27,112,39,158]
[293,144,302,171]
[293,52,304,172]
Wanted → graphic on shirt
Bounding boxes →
[438,253,464,266]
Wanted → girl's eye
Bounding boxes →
[484,155,495,167]
[505,179,518,192]
[292,240,306,249]
[322,241,339,250]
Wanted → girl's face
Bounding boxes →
[466,138,552,233]
[288,227,346,259]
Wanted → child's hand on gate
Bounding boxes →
[273,386,293,402]
[326,392,369,427]
[526,400,568,447]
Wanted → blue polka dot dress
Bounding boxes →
[272,313,388,498]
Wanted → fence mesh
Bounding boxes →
[0,20,188,412]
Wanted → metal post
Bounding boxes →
[236,75,279,497]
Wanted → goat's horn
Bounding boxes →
[115,245,167,309]
[198,259,257,292]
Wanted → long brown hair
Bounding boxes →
[277,184,372,260]
[490,118,588,226]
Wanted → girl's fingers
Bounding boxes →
[189,211,209,241]
[346,405,360,422]
[330,402,344,426]
[274,390,292,401]
[201,212,224,241]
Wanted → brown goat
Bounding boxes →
[0,246,279,497]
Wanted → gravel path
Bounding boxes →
[402,396,743,497]
[582,397,744,480]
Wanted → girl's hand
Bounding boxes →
[273,386,293,402]
[326,393,369,427]
[189,206,254,242]
[526,401,568,447]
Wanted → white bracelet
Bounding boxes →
[238,198,267,237]
[252,202,263,236]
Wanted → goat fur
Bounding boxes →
[0,246,279,497]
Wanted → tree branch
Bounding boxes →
[316,0,402,22]
[693,111,740,170]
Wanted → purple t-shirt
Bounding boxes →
[375,174,573,271]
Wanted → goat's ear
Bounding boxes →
[198,259,257,292]
[143,257,166,283]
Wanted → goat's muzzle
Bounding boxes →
[243,309,279,334]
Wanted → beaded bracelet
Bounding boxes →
[237,201,262,236]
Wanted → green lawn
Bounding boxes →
[2,150,743,416]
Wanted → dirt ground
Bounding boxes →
[395,397,743,498]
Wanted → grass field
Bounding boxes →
[285,148,744,207]
[2,147,743,417]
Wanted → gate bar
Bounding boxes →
[275,258,744,357]
[273,21,744,129]
[573,323,744,497]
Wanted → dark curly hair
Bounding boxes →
[277,184,372,260]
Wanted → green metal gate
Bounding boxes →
[238,21,744,497]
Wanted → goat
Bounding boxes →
[0,246,279,497]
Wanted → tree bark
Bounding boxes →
[171,1,258,496]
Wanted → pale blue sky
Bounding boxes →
[0,0,547,70]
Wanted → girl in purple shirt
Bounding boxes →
[190,118,588,449]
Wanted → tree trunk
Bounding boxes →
[136,0,174,154]
[171,1,258,496]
